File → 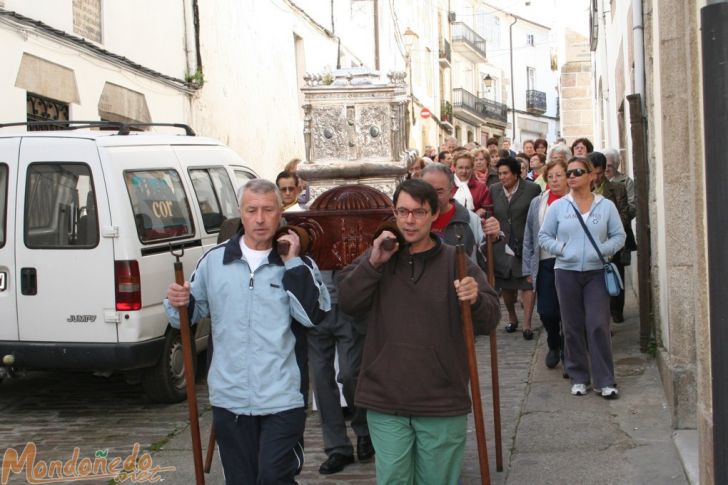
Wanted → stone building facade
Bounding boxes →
[559,30,594,146]
[591,0,713,482]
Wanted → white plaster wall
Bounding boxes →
[191,1,339,181]
[102,0,188,79]
[0,24,189,126]
[510,22,558,117]
[4,0,73,31]
[592,0,636,151]
[5,0,189,80]
[0,28,29,124]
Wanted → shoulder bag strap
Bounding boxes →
[569,202,607,265]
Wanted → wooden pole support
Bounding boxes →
[456,244,491,485]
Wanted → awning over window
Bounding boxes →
[98,82,151,123]
[15,53,80,104]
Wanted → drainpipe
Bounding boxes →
[509,16,518,139]
[628,0,651,353]
[703,2,728,483]
[632,0,645,112]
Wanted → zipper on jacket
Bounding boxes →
[249,272,254,289]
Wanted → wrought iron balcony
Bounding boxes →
[526,89,547,114]
[451,22,487,62]
[439,39,452,66]
[453,88,508,124]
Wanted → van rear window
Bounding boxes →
[24,163,99,249]
[124,170,194,243]
[0,164,6,248]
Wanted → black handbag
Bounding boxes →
[570,203,623,297]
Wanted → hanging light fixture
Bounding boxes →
[403,27,418,54]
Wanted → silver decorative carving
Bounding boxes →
[359,104,390,159]
[299,67,411,202]
[386,71,407,85]
[311,106,346,160]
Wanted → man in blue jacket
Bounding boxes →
[165,178,331,484]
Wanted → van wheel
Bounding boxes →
[142,329,195,403]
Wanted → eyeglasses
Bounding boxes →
[566,168,590,178]
[279,187,297,193]
[394,207,430,219]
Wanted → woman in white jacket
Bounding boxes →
[538,156,626,399]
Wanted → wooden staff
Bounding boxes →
[484,208,504,472]
[204,428,215,473]
[456,242,491,485]
[170,246,205,485]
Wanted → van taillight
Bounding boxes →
[115,260,141,311]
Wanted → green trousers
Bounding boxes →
[367,409,467,485]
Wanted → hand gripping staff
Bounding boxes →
[455,233,492,485]
[169,245,205,485]
[484,207,504,472]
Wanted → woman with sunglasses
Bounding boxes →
[538,156,626,399]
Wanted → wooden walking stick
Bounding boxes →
[204,334,215,474]
[456,237,492,485]
[484,208,504,472]
[170,246,205,485]
[204,427,215,473]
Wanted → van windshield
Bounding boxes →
[124,170,195,243]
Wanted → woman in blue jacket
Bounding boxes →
[538,157,626,399]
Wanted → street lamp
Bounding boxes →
[483,74,494,89]
[403,27,418,53]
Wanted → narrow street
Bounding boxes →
[0,287,687,484]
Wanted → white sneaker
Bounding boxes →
[570,383,587,396]
[595,386,619,399]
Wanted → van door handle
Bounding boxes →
[20,268,37,295]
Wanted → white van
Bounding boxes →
[0,122,258,402]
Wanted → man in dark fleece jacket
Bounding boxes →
[338,179,500,484]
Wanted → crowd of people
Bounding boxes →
[163,134,636,484]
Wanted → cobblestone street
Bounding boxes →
[0,301,536,484]
[0,293,686,484]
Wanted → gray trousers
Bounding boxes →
[554,269,616,389]
[308,304,368,457]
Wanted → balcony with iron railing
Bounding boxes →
[452,88,508,125]
[526,89,547,114]
[451,22,487,62]
[439,38,452,67]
